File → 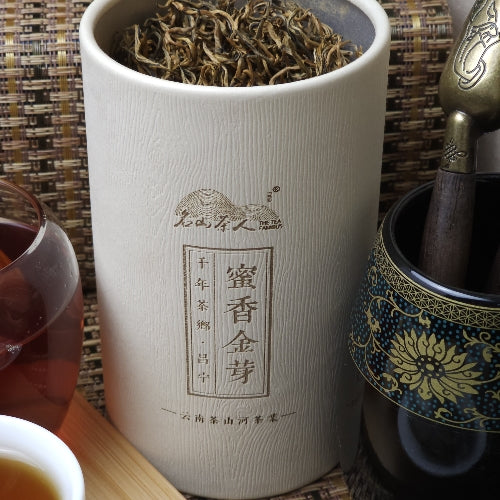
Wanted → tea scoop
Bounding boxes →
[419,0,500,288]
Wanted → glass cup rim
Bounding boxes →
[0,179,46,273]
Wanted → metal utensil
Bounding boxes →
[419,0,500,288]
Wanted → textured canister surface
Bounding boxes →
[80,0,390,497]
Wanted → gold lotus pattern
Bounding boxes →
[349,228,500,432]
[387,330,482,405]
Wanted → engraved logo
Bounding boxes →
[453,0,500,89]
[174,189,283,231]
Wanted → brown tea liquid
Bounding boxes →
[0,220,83,432]
[0,456,60,500]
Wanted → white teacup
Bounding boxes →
[0,415,85,500]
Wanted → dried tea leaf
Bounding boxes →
[112,0,362,86]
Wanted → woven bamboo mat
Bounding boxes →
[1,1,453,499]
[0,0,95,290]
[378,0,453,220]
[79,292,106,412]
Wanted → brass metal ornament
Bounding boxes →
[419,0,500,287]
[439,0,500,173]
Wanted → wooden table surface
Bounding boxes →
[58,391,185,499]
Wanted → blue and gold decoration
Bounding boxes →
[349,221,500,433]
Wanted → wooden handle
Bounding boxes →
[419,168,475,288]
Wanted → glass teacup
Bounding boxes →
[0,179,83,432]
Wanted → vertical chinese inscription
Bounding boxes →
[184,246,273,398]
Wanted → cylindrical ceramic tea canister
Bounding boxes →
[79,0,390,497]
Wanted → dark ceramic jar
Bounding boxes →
[347,174,500,499]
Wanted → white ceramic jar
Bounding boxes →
[79,1,390,497]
